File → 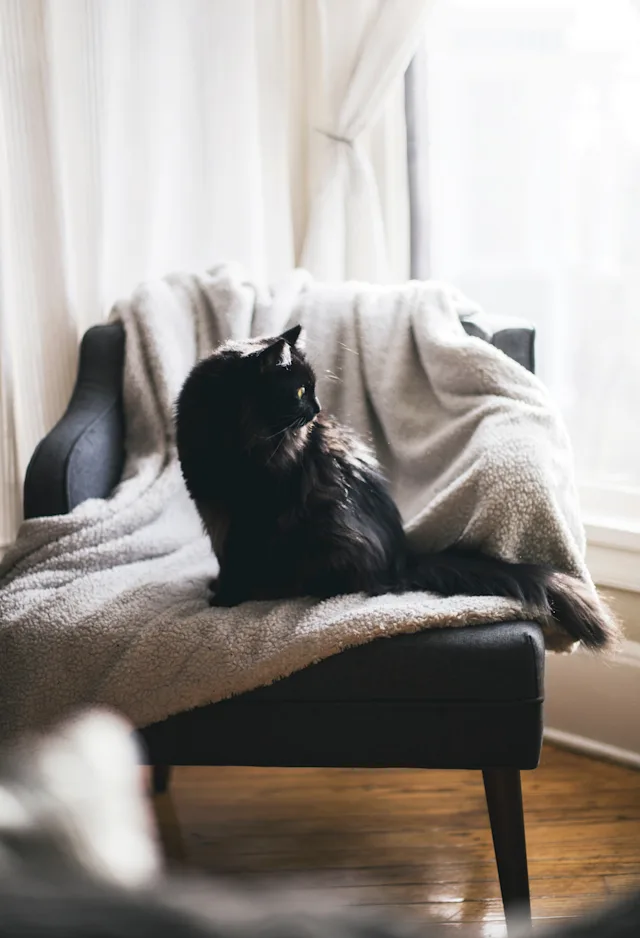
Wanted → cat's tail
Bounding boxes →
[405,548,619,650]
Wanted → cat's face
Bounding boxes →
[217,325,321,441]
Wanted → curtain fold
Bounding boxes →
[300,0,433,282]
[0,0,79,544]
[0,0,420,545]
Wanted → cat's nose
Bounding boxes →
[312,396,321,415]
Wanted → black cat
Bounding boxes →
[175,326,615,649]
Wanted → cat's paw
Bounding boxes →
[207,576,219,593]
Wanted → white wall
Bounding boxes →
[545,586,640,766]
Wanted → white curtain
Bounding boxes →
[0,0,423,547]
[300,0,433,281]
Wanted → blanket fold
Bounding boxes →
[0,265,616,739]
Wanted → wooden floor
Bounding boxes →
[154,744,640,937]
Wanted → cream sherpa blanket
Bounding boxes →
[0,265,605,740]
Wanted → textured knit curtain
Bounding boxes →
[0,0,421,547]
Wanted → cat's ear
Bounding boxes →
[280,324,304,349]
[259,338,291,369]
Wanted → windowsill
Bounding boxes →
[586,520,640,594]
[579,483,640,593]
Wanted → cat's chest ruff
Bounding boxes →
[263,423,313,472]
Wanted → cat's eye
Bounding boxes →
[296,386,305,399]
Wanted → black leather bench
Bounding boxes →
[23,312,543,932]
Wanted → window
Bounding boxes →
[419,0,640,527]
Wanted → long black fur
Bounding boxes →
[176,327,616,649]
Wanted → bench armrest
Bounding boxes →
[460,310,535,373]
[23,322,126,519]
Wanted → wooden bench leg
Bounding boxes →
[483,767,532,932]
[152,764,172,795]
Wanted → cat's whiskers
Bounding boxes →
[261,423,297,443]
[266,417,309,466]
[267,417,311,465]
[243,419,298,452]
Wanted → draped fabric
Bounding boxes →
[0,0,421,546]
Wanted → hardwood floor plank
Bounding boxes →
[604,873,640,894]
[153,744,640,934]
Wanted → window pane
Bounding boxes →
[425,0,640,493]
